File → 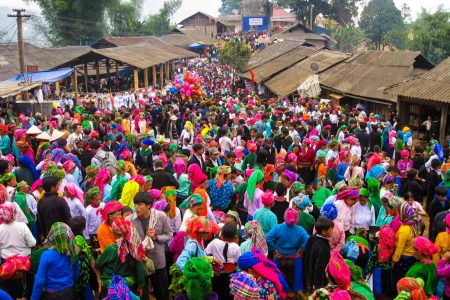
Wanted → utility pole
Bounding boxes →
[8,9,31,74]
[310,4,314,30]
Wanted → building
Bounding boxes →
[177,11,226,37]
[241,0,272,32]
[270,23,329,47]
[271,7,297,30]
[319,50,434,117]
[385,57,450,144]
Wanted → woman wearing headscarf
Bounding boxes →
[229,272,260,300]
[405,237,438,296]
[392,202,419,285]
[208,165,234,211]
[321,202,345,252]
[0,202,36,299]
[266,208,310,297]
[237,248,289,299]
[63,182,86,217]
[93,169,112,202]
[173,157,190,205]
[244,170,265,220]
[240,220,268,255]
[309,251,354,300]
[175,216,221,271]
[394,277,427,300]
[109,161,128,200]
[15,140,34,164]
[96,218,146,298]
[14,155,38,187]
[31,222,80,300]
[63,160,79,187]
[174,257,218,300]
[291,194,315,234]
[298,138,315,185]
[120,149,137,177]
[345,259,375,300]
[96,201,124,253]
[367,225,396,297]
[15,181,38,237]
[334,189,359,236]
[82,165,99,192]
[253,190,277,235]
[351,188,376,233]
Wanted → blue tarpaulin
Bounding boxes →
[188,42,208,49]
[6,68,75,83]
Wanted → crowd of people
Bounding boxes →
[0,56,449,300]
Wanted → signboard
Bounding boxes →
[26,65,38,72]
[242,16,269,32]
[249,17,263,26]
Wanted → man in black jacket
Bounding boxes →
[37,176,71,240]
[187,143,205,169]
[356,122,369,158]
[369,124,382,152]
[150,160,180,190]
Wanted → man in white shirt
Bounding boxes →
[67,124,83,151]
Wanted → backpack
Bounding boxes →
[94,151,115,170]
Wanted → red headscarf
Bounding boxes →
[111,218,146,263]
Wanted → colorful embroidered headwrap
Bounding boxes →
[378,225,396,263]
[215,165,231,187]
[263,164,275,183]
[161,186,177,219]
[187,164,208,191]
[398,202,419,235]
[120,149,132,160]
[291,194,312,211]
[64,182,84,204]
[16,140,32,151]
[115,161,126,174]
[237,249,289,298]
[0,202,16,224]
[85,165,99,178]
[186,216,220,244]
[45,222,79,264]
[120,180,139,208]
[345,259,371,291]
[180,193,204,209]
[327,250,351,290]
[183,257,214,300]
[51,148,65,164]
[291,181,305,195]
[111,218,146,263]
[396,277,427,300]
[244,221,268,254]
[62,160,76,174]
[336,189,359,201]
[282,169,297,183]
[98,200,123,223]
[104,275,139,300]
[85,187,101,204]
[173,157,186,179]
[94,169,111,194]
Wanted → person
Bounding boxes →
[14,155,39,187]
[434,213,450,264]
[345,259,375,300]
[334,189,359,236]
[207,165,233,211]
[188,143,205,169]
[174,257,218,300]
[271,182,289,224]
[291,194,315,234]
[266,208,309,296]
[237,249,290,299]
[31,222,80,300]
[430,186,450,230]
[229,272,260,300]
[205,222,241,300]
[176,216,221,271]
[394,277,427,300]
[173,157,190,204]
[37,175,71,239]
[127,191,173,300]
[0,202,36,299]
[244,170,265,220]
[436,251,450,300]
[150,160,179,190]
[321,202,345,252]
[240,220,268,255]
[303,217,334,294]
[393,202,419,285]
[96,200,123,252]
[352,188,376,233]
[96,218,145,298]
[426,158,442,210]
[90,139,116,170]
[253,190,277,235]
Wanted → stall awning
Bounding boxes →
[0,81,42,98]
[328,93,344,100]
[6,68,75,84]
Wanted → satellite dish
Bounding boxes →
[258,71,265,78]
[232,9,239,15]
[310,63,319,72]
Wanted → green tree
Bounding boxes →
[408,9,450,64]
[219,0,241,15]
[383,27,408,50]
[359,0,404,50]
[142,0,182,36]
[219,39,251,72]
[32,0,111,45]
[108,0,144,36]
[328,0,359,25]
[331,24,364,52]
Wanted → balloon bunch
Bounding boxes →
[168,71,206,101]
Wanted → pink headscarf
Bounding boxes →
[0,203,16,224]
[401,149,410,157]
[131,175,146,185]
[261,190,274,206]
[62,160,76,174]
[446,213,450,234]
[30,179,43,193]
[378,225,395,262]
[150,189,162,200]
[413,236,439,257]
[94,169,111,194]
[328,250,351,289]
[284,207,298,226]
[120,149,132,160]
[187,164,207,191]
[174,158,186,179]
[64,182,85,205]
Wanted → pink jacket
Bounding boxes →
[437,259,450,297]
[330,220,345,252]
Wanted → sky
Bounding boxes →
[1,0,450,24]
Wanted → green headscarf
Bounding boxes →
[15,181,35,224]
[180,194,204,209]
[359,188,370,198]
[444,169,450,188]
[0,173,15,185]
[45,222,80,264]
[312,187,332,208]
[85,187,101,205]
[43,162,65,182]
[345,259,373,298]
[367,177,381,213]
[183,257,213,300]
[246,170,264,205]
[110,176,127,201]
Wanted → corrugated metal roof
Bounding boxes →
[0,42,90,81]
[241,46,319,83]
[160,28,218,47]
[385,57,450,103]
[319,51,433,103]
[92,36,196,57]
[245,40,308,71]
[54,42,196,70]
[0,81,42,98]
[264,50,349,97]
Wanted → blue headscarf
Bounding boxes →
[321,202,338,220]
[434,144,444,163]
[142,138,154,146]
[403,131,411,143]
[292,194,312,210]
[63,153,82,169]
[396,130,404,140]
[18,155,39,180]
[51,148,65,164]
